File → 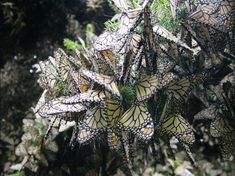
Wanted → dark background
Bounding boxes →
[0,0,113,173]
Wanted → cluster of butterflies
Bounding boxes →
[188,0,234,32]
[33,0,234,168]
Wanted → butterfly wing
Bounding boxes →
[189,0,234,32]
[77,126,96,144]
[111,0,130,12]
[117,8,142,36]
[220,133,235,159]
[167,77,191,102]
[210,113,234,137]
[81,69,121,98]
[37,58,59,90]
[118,102,154,140]
[117,0,151,36]
[160,114,195,144]
[77,106,108,144]
[62,89,106,105]
[54,48,73,81]
[106,99,123,126]
[166,74,204,103]
[94,31,117,51]
[135,75,158,101]
[33,90,53,114]
[38,97,86,117]
[169,0,180,20]
[96,50,117,75]
[153,24,198,54]
[68,69,90,93]
[105,99,123,149]
[107,130,122,150]
[194,105,217,120]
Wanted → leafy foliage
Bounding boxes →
[63,38,82,51]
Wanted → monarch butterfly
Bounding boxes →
[94,31,117,51]
[156,57,174,74]
[93,31,128,55]
[77,106,107,143]
[169,0,180,20]
[39,117,60,148]
[129,33,142,56]
[160,114,195,144]
[220,131,235,159]
[208,27,229,50]
[142,5,159,72]
[100,50,115,63]
[122,34,143,82]
[153,24,199,54]
[210,113,234,137]
[194,105,217,120]
[114,34,130,54]
[107,130,122,150]
[105,99,123,149]
[116,0,151,36]
[159,72,178,88]
[117,8,143,36]
[77,125,97,144]
[96,50,117,75]
[74,49,92,69]
[38,97,86,117]
[182,143,196,166]
[58,119,76,132]
[53,48,74,81]
[135,75,159,101]
[123,46,144,84]
[159,43,181,63]
[195,0,220,14]
[189,0,234,32]
[222,133,235,144]
[106,99,123,125]
[220,140,235,159]
[38,49,79,90]
[37,58,59,90]
[68,69,90,93]
[219,133,235,159]
[124,33,142,69]
[111,0,130,12]
[166,74,204,103]
[121,132,135,171]
[33,90,53,114]
[62,89,106,105]
[143,4,156,45]
[81,69,121,98]
[67,54,82,68]
[117,102,154,140]
[83,106,108,132]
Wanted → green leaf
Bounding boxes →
[119,84,136,105]
[86,23,94,33]
[34,122,45,134]
[104,18,120,31]
[173,159,182,170]
[63,38,81,51]
[7,172,22,176]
